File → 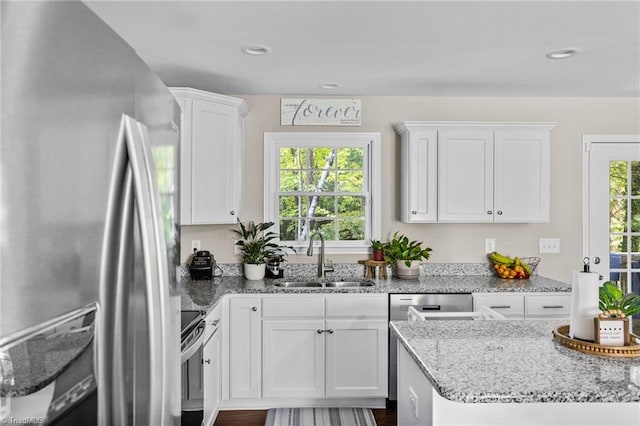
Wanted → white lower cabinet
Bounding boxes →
[263,319,326,398]
[202,306,221,426]
[473,292,570,319]
[227,297,262,399]
[238,294,388,405]
[325,319,388,398]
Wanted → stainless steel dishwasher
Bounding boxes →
[388,293,473,400]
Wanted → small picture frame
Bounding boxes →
[594,317,630,346]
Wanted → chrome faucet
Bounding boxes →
[307,232,334,278]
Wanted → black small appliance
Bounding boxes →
[189,250,215,280]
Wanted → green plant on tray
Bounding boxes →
[598,281,640,318]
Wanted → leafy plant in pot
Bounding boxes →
[231,221,295,280]
[383,232,432,279]
[371,239,385,262]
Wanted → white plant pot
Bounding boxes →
[395,260,421,279]
[244,263,266,280]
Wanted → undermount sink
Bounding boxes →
[324,281,375,287]
[273,280,375,288]
[274,281,323,288]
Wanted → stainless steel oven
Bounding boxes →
[180,311,205,411]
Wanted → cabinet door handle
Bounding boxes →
[317,329,334,334]
[317,329,324,334]
[411,210,417,215]
[489,305,511,309]
[487,210,493,215]
[327,329,334,334]
[497,211,503,215]
[542,305,565,309]
[211,319,220,327]
[251,306,257,312]
[230,210,235,216]
[203,359,211,364]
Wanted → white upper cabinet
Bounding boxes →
[170,88,248,225]
[398,128,438,222]
[395,122,555,223]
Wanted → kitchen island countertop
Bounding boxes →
[390,319,640,404]
[180,273,571,312]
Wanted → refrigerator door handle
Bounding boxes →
[98,118,130,426]
[124,116,172,425]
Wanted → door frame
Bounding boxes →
[582,134,640,266]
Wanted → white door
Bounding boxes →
[325,319,388,398]
[262,320,325,398]
[228,297,262,399]
[438,130,494,222]
[202,328,220,426]
[585,136,640,296]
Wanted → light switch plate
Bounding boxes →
[539,238,560,254]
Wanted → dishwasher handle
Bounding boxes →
[418,304,441,311]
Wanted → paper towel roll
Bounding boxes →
[569,270,600,341]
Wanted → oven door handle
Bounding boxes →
[181,324,205,363]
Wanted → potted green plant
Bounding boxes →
[598,281,640,318]
[383,232,432,279]
[371,239,385,262]
[231,220,295,280]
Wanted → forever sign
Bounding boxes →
[281,98,361,126]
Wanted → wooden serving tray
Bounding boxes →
[553,325,640,358]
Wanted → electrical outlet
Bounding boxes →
[485,238,496,254]
[539,238,560,254]
[191,240,201,252]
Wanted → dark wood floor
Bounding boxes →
[182,402,396,426]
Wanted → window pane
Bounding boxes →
[338,196,365,216]
[632,199,640,232]
[280,147,307,169]
[610,161,627,196]
[309,219,335,240]
[309,148,337,169]
[632,161,640,196]
[307,171,335,192]
[338,219,365,240]
[610,199,627,233]
[337,171,364,192]
[279,219,300,241]
[337,148,364,170]
[279,195,308,218]
[280,171,303,191]
[308,196,335,217]
[632,235,640,253]
[610,234,625,253]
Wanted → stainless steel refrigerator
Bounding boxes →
[1,2,181,425]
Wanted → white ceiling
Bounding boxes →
[85,0,640,97]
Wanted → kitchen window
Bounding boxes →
[264,132,381,254]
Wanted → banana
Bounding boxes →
[489,251,515,266]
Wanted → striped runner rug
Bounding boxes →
[265,407,377,426]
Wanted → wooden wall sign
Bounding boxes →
[281,98,361,126]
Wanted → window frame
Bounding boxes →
[264,132,381,254]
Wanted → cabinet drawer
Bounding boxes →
[474,295,524,318]
[525,294,571,318]
[326,295,388,319]
[262,296,325,318]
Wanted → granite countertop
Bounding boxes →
[180,272,571,312]
[390,319,640,404]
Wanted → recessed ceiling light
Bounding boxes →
[545,48,579,60]
[319,83,339,90]
[241,44,271,56]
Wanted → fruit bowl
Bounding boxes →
[488,252,540,279]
